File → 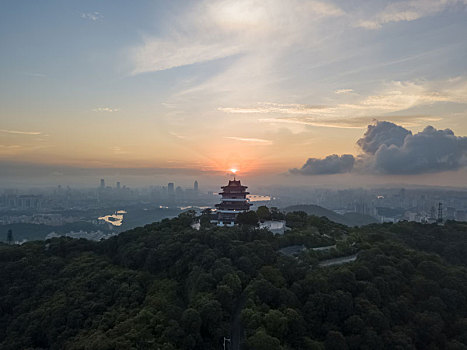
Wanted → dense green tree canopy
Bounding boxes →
[1,211,467,349]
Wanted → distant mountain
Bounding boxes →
[283,204,377,226]
[0,222,109,242]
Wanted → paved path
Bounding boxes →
[230,292,248,350]
[319,253,358,267]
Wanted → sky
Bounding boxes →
[1,0,467,188]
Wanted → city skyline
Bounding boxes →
[1,0,467,187]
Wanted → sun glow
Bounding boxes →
[230,168,238,174]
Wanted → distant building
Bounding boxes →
[5,195,42,210]
[168,183,174,195]
[260,220,287,235]
[212,178,252,227]
[116,181,121,190]
[100,179,105,189]
[194,180,199,192]
[175,186,183,198]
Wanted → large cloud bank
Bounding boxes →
[290,154,355,175]
[291,121,467,175]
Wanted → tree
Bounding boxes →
[247,329,283,350]
[181,308,202,335]
[257,206,271,222]
[325,331,348,350]
[264,310,288,340]
[270,207,285,221]
[237,211,259,227]
[7,229,13,244]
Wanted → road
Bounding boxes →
[319,253,358,267]
[230,292,248,350]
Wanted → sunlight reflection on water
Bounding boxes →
[98,210,127,226]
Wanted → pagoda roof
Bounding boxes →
[221,179,248,190]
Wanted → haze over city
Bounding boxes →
[1,0,467,188]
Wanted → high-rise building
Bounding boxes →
[116,181,121,190]
[194,180,198,192]
[100,179,105,188]
[213,178,252,227]
[168,183,174,195]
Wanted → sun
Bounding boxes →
[230,168,238,174]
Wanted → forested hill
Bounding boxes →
[2,211,467,350]
[283,205,377,227]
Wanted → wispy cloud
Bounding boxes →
[110,146,129,155]
[81,12,103,21]
[259,115,442,129]
[357,0,467,29]
[131,0,344,74]
[335,89,354,94]
[258,118,365,129]
[92,107,119,112]
[133,39,243,74]
[0,129,42,135]
[219,103,328,115]
[169,132,187,139]
[0,145,21,149]
[225,136,272,145]
[220,78,467,128]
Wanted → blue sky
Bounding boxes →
[1,0,467,186]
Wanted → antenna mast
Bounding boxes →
[438,202,443,223]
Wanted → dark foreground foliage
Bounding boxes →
[1,212,467,349]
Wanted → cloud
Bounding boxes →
[260,115,441,129]
[92,107,119,112]
[357,120,412,155]
[225,136,272,145]
[369,124,467,174]
[132,39,243,74]
[219,102,328,115]
[219,78,467,128]
[257,117,364,129]
[169,132,187,139]
[357,0,467,29]
[81,12,103,21]
[0,129,41,135]
[131,0,344,74]
[335,89,354,94]
[292,121,467,175]
[110,146,129,155]
[291,154,355,175]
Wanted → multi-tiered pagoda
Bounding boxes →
[213,178,252,226]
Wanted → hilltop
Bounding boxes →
[284,204,377,227]
[1,211,467,349]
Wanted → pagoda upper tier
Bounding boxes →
[219,179,250,195]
